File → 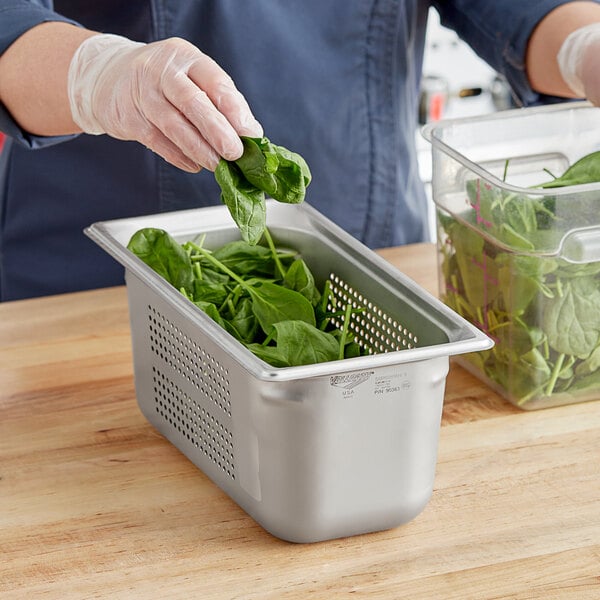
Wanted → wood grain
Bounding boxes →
[1,245,599,600]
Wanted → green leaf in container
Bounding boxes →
[542,277,600,359]
[496,264,537,315]
[126,228,193,293]
[247,280,316,335]
[497,222,535,251]
[246,320,340,367]
[127,221,369,368]
[193,300,227,329]
[539,150,600,188]
[199,267,230,285]
[451,226,499,308]
[283,258,321,306]
[502,192,537,235]
[273,320,340,365]
[227,297,259,344]
[212,240,278,277]
[575,344,600,377]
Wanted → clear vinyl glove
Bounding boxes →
[67,34,263,172]
[557,22,600,106]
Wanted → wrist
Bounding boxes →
[557,22,600,97]
[68,33,145,135]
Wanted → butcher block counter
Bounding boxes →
[1,243,599,599]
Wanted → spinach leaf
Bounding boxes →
[127,228,193,293]
[539,150,600,188]
[212,240,286,277]
[128,227,371,367]
[242,343,291,368]
[542,277,600,358]
[193,299,228,330]
[215,136,311,245]
[439,149,600,406]
[227,297,259,344]
[245,320,342,367]
[195,245,316,334]
[575,344,600,376]
[267,142,312,204]
[233,137,279,198]
[192,280,229,306]
[283,258,321,306]
[266,320,340,366]
[214,160,266,245]
[246,280,316,334]
[234,137,311,205]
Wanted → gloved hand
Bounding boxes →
[557,22,600,106]
[68,34,263,172]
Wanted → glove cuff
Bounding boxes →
[557,22,600,98]
[68,33,145,135]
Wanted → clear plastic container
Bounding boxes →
[424,102,600,410]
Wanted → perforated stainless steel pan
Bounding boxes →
[85,201,492,542]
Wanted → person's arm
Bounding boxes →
[433,0,600,107]
[526,1,600,97]
[0,22,96,135]
[0,22,262,172]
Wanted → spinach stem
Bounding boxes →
[517,384,545,406]
[318,280,333,330]
[263,227,287,280]
[226,297,236,315]
[545,352,566,396]
[218,291,234,314]
[191,244,249,290]
[502,159,509,182]
[519,351,568,405]
[193,261,202,280]
[324,307,365,319]
[319,280,332,311]
[262,330,275,346]
[338,303,353,360]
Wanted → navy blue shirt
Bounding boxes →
[0,0,577,300]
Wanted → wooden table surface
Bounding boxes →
[1,243,599,600]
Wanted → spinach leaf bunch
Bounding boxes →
[439,150,600,406]
[127,227,366,368]
[214,136,312,245]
